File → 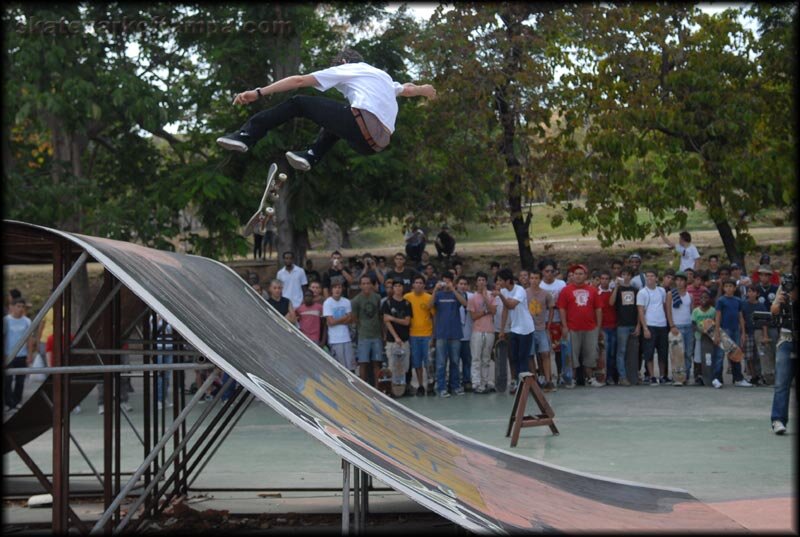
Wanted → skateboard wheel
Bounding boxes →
[265,207,275,215]
[278,173,288,182]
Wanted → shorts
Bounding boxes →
[530,329,551,354]
[329,342,356,370]
[548,322,562,352]
[744,333,756,362]
[409,336,431,369]
[263,230,275,246]
[568,327,599,368]
[357,338,383,363]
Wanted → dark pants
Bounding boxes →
[642,325,669,378]
[253,233,263,259]
[5,356,27,407]
[240,95,374,159]
[509,332,534,381]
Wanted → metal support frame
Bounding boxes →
[5,363,214,375]
[340,461,371,535]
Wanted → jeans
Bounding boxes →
[157,354,173,402]
[509,332,534,380]
[241,95,373,160]
[435,339,461,393]
[603,327,617,381]
[356,338,383,363]
[615,325,635,379]
[409,336,431,369]
[459,340,472,385]
[721,328,744,382]
[4,355,27,407]
[770,339,796,425]
[642,325,669,378]
[676,324,695,378]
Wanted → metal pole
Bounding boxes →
[4,251,89,365]
[185,393,254,489]
[69,348,205,356]
[5,363,214,375]
[342,460,350,535]
[89,371,219,534]
[70,281,123,349]
[52,241,68,534]
[114,376,235,533]
[354,466,361,535]
[39,391,104,488]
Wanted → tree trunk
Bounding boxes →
[714,219,745,270]
[321,219,343,251]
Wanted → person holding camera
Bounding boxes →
[322,251,353,299]
[431,271,468,397]
[770,264,796,435]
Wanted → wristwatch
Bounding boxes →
[255,87,263,98]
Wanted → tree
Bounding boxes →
[413,4,570,270]
[549,4,796,269]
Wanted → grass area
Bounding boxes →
[330,206,788,250]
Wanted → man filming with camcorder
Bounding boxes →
[767,260,797,435]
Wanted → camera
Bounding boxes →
[780,273,795,293]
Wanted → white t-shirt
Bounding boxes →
[311,62,404,133]
[670,290,693,326]
[459,291,473,341]
[323,296,352,344]
[675,244,701,272]
[501,285,535,335]
[636,286,667,327]
[539,279,566,323]
[630,272,646,290]
[277,265,308,308]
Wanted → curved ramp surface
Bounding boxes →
[5,222,743,533]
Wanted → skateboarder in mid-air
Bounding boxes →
[216,48,437,171]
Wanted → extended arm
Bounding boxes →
[399,83,437,99]
[233,74,319,105]
[658,229,674,248]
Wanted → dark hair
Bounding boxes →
[332,48,364,65]
[413,275,425,284]
[360,274,375,285]
[425,263,435,270]
[644,269,658,277]
[283,251,294,259]
[457,275,469,285]
[530,270,542,278]
[600,270,610,278]
[394,252,406,259]
[9,288,21,299]
[331,250,342,257]
[709,254,719,262]
[620,267,631,275]
[746,285,759,293]
[664,268,675,277]
[498,268,514,282]
[441,270,455,281]
[453,259,463,267]
[392,280,404,287]
[490,261,500,269]
[611,259,623,267]
[719,265,731,273]
[722,278,737,287]
[537,258,556,271]
[679,231,692,243]
[11,297,25,306]
[475,271,489,280]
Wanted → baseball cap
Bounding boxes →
[759,253,771,264]
[757,265,773,275]
[730,262,741,270]
[674,271,688,280]
[569,264,589,274]
[628,253,642,260]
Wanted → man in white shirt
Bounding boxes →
[666,271,694,385]
[659,230,701,272]
[217,48,437,171]
[637,269,670,384]
[322,280,355,372]
[276,251,308,308]
[494,268,535,393]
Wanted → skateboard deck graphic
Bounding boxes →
[700,334,715,386]
[668,332,687,384]
[702,319,744,363]
[388,344,408,397]
[625,333,640,385]
[243,163,287,235]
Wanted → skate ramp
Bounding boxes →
[2,221,743,533]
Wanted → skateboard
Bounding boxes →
[624,333,640,385]
[243,163,287,235]
[668,332,687,385]
[701,319,744,363]
[426,345,436,395]
[388,344,408,397]
[376,366,393,396]
[700,333,715,386]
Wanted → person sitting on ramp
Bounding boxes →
[216,48,437,171]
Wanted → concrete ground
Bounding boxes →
[2,371,796,533]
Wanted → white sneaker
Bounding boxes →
[166,400,174,408]
[772,420,787,435]
[157,402,163,410]
[72,404,81,415]
[98,405,104,415]
[508,380,517,393]
[121,402,133,412]
[712,379,722,389]
[587,378,605,387]
[734,379,753,387]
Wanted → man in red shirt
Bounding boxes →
[557,265,604,388]
[597,271,618,384]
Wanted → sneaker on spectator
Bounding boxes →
[202,394,214,402]
[72,404,81,415]
[587,378,605,387]
[416,386,425,397]
[474,386,486,394]
[695,376,704,386]
[734,379,753,387]
[672,380,683,386]
[642,376,651,385]
[712,379,723,389]
[285,149,318,171]
[157,401,163,410]
[772,420,787,435]
[98,404,104,415]
[508,380,517,393]
[427,382,435,395]
[543,381,556,393]
[564,380,576,389]
[121,402,133,412]
[216,130,253,153]
[486,384,497,393]
[438,391,451,398]
[454,388,466,396]
[167,399,174,407]
[618,378,631,386]
[661,376,672,385]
